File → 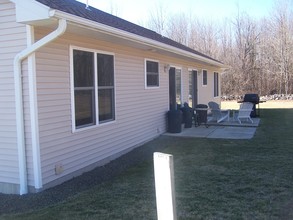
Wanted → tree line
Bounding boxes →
[144,1,293,96]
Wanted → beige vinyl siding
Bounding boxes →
[34,27,221,188]
[167,66,221,107]
[34,30,165,186]
[197,69,221,105]
[0,0,27,193]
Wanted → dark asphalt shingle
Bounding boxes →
[36,0,222,64]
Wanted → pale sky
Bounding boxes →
[77,0,276,24]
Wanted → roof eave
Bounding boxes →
[51,10,226,68]
[11,0,226,69]
[10,0,51,23]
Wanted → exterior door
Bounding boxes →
[169,67,176,110]
[189,70,198,108]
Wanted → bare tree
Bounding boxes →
[103,0,121,17]
[269,0,293,95]
[145,2,169,35]
[165,13,190,45]
[143,0,293,97]
[189,19,220,58]
[218,19,237,95]
[231,11,260,94]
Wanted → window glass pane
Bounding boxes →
[175,69,181,105]
[146,61,159,87]
[98,89,115,122]
[214,72,219,97]
[147,73,159,86]
[189,71,193,107]
[75,90,95,127]
[147,61,159,73]
[203,70,207,85]
[97,54,114,87]
[216,74,218,96]
[73,50,94,87]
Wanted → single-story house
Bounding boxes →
[0,0,226,194]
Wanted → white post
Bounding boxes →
[153,152,177,220]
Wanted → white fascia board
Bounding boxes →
[52,10,226,68]
[10,0,51,23]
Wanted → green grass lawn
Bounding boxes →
[2,109,293,220]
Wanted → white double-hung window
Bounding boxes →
[71,47,115,130]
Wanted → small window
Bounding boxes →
[202,70,207,86]
[214,72,219,97]
[146,60,159,87]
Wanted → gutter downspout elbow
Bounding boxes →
[14,19,67,195]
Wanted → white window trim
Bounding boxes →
[202,69,208,87]
[70,45,116,133]
[145,58,160,89]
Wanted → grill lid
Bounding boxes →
[243,94,259,103]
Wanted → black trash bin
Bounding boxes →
[180,102,193,128]
[195,104,208,127]
[167,110,182,133]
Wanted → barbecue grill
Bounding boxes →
[239,94,260,117]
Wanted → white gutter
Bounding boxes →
[14,19,67,195]
[51,10,227,68]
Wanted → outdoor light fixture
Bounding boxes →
[164,64,170,72]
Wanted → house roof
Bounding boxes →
[35,0,222,65]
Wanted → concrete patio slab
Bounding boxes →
[164,126,218,138]
[164,118,260,140]
[207,126,257,139]
[207,117,260,127]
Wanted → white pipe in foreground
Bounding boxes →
[13,19,67,195]
[154,152,177,220]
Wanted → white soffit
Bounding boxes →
[10,0,51,23]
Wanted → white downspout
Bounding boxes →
[14,19,67,195]
[27,24,42,191]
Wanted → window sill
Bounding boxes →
[145,86,160,89]
[72,120,116,133]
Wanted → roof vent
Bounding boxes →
[85,0,91,10]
